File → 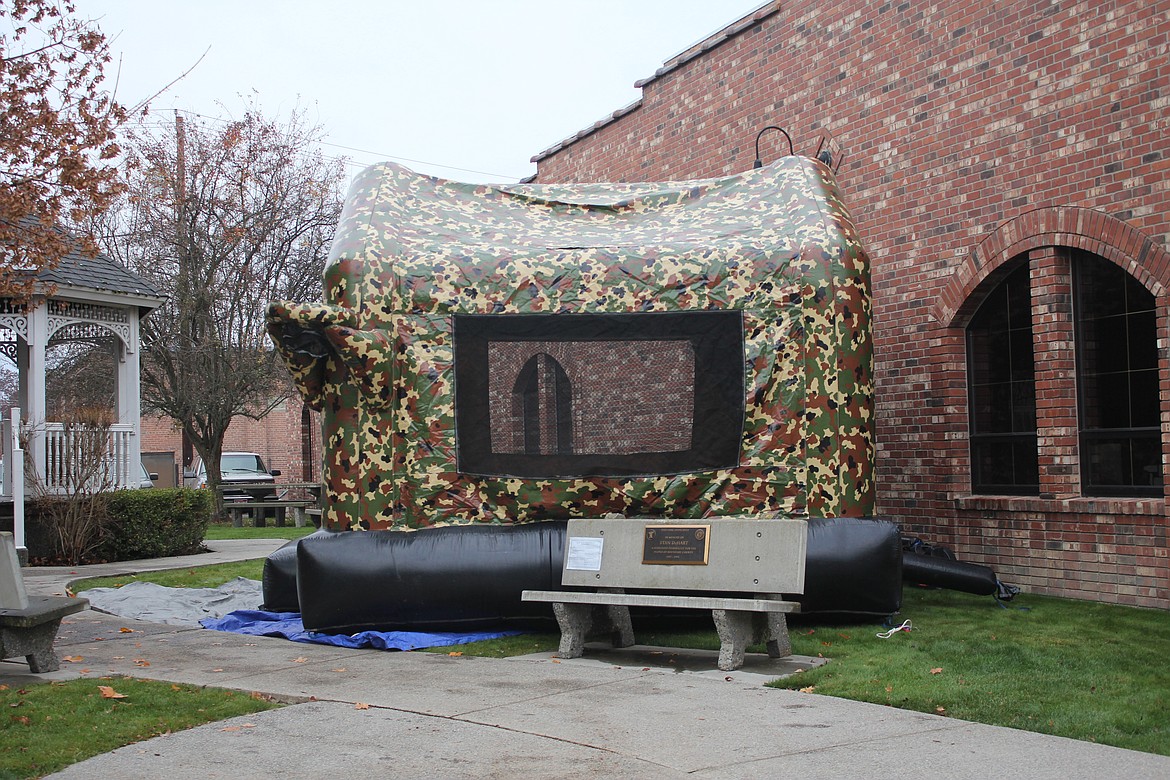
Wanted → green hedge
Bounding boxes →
[96,488,213,561]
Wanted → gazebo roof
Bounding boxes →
[36,246,164,302]
[2,217,164,306]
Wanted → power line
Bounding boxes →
[130,110,526,181]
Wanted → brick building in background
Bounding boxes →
[530,1,1170,607]
[140,400,321,488]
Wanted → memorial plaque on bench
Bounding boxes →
[642,524,710,565]
[560,517,807,593]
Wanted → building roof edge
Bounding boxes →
[530,1,782,166]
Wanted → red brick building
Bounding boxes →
[140,401,321,488]
[486,340,695,456]
[530,1,1170,608]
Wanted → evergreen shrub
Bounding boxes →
[96,488,212,561]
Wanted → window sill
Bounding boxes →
[954,494,1166,515]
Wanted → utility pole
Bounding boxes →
[174,111,194,470]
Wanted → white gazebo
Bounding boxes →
[0,248,164,557]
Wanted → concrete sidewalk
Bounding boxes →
[7,545,1170,779]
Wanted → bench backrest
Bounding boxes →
[560,518,807,594]
[1,531,29,610]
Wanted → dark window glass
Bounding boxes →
[1075,251,1163,496]
[967,262,1038,494]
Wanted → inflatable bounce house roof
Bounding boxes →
[268,156,874,530]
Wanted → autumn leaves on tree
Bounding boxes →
[0,0,128,299]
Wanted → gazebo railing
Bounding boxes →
[43,422,136,493]
[1,413,136,497]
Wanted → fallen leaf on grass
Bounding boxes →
[355,702,370,710]
[11,715,31,725]
[447,652,463,657]
[930,667,943,675]
[799,686,817,693]
[936,706,947,714]
[98,686,127,699]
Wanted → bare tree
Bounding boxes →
[44,339,116,417]
[97,107,345,514]
[0,0,128,299]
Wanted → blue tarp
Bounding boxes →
[202,610,523,651]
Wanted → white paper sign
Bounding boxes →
[565,536,604,571]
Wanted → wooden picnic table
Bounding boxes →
[216,482,323,528]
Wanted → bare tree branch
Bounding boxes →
[92,104,346,514]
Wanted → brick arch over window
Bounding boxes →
[934,207,1170,327]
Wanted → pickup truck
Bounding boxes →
[184,451,281,501]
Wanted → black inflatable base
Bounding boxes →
[265,517,905,634]
[902,552,999,596]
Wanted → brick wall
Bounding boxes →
[531,0,1170,607]
[140,398,322,486]
[486,340,695,456]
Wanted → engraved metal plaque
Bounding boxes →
[642,524,711,565]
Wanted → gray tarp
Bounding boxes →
[82,577,263,627]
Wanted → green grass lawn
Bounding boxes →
[71,559,266,592]
[203,522,317,541]
[70,560,1170,756]
[0,678,280,779]
[769,587,1170,755]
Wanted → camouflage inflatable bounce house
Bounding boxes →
[265,155,902,631]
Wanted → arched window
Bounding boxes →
[512,353,573,455]
[966,262,1038,494]
[1074,250,1161,495]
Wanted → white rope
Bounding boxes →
[876,619,912,639]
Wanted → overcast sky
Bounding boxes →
[81,1,766,185]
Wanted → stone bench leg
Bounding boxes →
[0,620,65,673]
[711,610,792,671]
[551,603,635,659]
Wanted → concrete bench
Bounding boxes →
[522,517,806,671]
[1,532,88,673]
